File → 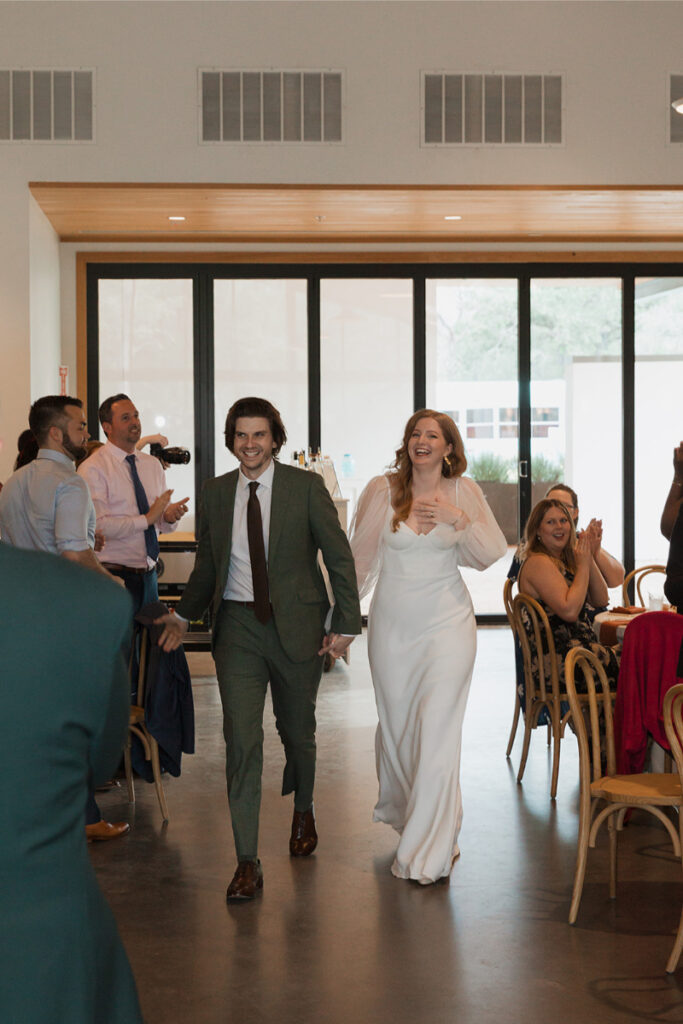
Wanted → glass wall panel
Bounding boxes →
[213,279,308,475]
[530,278,623,600]
[426,278,518,615]
[320,279,413,521]
[98,278,195,529]
[635,277,683,577]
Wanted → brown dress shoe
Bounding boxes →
[289,806,318,857]
[85,820,130,842]
[226,860,263,902]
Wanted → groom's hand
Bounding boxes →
[319,633,355,660]
[154,611,189,652]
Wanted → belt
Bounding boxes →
[224,599,273,612]
[102,562,157,576]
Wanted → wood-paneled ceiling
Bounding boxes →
[28,182,683,244]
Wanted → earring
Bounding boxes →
[443,455,451,467]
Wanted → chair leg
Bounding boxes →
[608,813,618,900]
[667,904,683,973]
[569,799,591,924]
[506,697,520,757]
[516,714,534,784]
[123,731,135,804]
[550,708,562,801]
[149,735,169,823]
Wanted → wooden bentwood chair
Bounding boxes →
[512,592,574,800]
[622,564,666,607]
[503,578,522,757]
[565,648,683,937]
[123,626,170,823]
[663,684,683,973]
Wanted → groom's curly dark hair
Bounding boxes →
[224,397,287,456]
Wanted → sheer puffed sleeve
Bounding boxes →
[349,474,391,600]
[452,476,508,570]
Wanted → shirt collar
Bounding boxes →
[105,440,137,463]
[238,459,275,492]
[37,449,76,471]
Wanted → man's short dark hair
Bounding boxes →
[28,396,83,447]
[98,393,130,427]
[224,397,287,456]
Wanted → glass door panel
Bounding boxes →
[635,277,683,577]
[98,278,195,528]
[530,278,623,600]
[320,279,413,521]
[426,278,518,615]
[213,279,308,475]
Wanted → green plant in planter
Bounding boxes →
[467,453,515,483]
[531,454,565,483]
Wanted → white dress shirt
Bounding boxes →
[223,460,274,601]
[78,441,177,569]
[0,449,95,554]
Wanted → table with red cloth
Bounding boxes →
[614,610,683,774]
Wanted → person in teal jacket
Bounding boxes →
[0,543,144,1024]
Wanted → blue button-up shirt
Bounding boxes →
[0,449,95,554]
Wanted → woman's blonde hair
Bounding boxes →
[389,409,466,533]
[520,498,578,573]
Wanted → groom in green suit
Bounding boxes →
[157,397,361,901]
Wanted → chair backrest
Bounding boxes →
[512,591,561,703]
[664,683,683,782]
[503,577,515,629]
[622,564,666,607]
[565,646,616,781]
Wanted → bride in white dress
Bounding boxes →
[350,410,507,884]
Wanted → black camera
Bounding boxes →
[150,443,191,465]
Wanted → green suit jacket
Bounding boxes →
[0,542,143,1024]
[176,461,361,662]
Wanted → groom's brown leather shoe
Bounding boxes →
[226,860,263,902]
[289,805,318,856]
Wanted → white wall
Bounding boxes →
[3,0,683,478]
[29,197,61,399]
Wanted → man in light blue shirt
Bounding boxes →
[0,395,130,842]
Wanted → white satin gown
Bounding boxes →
[350,474,507,884]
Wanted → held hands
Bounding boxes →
[413,495,467,529]
[154,611,188,651]
[163,497,190,524]
[318,633,355,660]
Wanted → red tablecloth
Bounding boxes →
[614,611,683,773]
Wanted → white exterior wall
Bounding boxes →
[2,0,683,477]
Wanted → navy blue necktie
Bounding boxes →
[125,454,160,561]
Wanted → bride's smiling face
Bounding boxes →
[408,417,453,469]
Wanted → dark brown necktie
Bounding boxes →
[247,481,271,624]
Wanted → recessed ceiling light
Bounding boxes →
[168,215,186,222]
[444,215,462,221]
[672,97,683,114]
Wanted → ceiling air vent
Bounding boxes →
[0,69,94,142]
[423,72,563,146]
[670,75,683,143]
[200,69,343,143]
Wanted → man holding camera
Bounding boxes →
[79,393,189,614]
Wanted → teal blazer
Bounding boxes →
[0,543,143,1024]
[177,461,361,662]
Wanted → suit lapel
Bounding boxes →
[268,461,292,570]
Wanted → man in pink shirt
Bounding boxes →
[79,394,189,614]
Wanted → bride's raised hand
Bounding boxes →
[413,495,468,528]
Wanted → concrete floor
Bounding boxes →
[93,628,683,1024]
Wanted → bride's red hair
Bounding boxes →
[389,409,467,532]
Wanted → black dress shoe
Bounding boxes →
[289,805,318,857]
[226,860,263,902]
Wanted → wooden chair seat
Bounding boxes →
[592,773,682,803]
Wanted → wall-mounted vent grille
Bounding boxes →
[423,72,563,146]
[0,69,94,142]
[670,75,683,143]
[200,69,343,143]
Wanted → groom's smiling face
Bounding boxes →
[233,416,276,479]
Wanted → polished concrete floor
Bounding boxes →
[93,628,683,1024]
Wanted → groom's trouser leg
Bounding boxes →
[214,603,270,862]
[269,650,325,812]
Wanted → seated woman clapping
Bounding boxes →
[545,483,624,591]
[517,498,620,693]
